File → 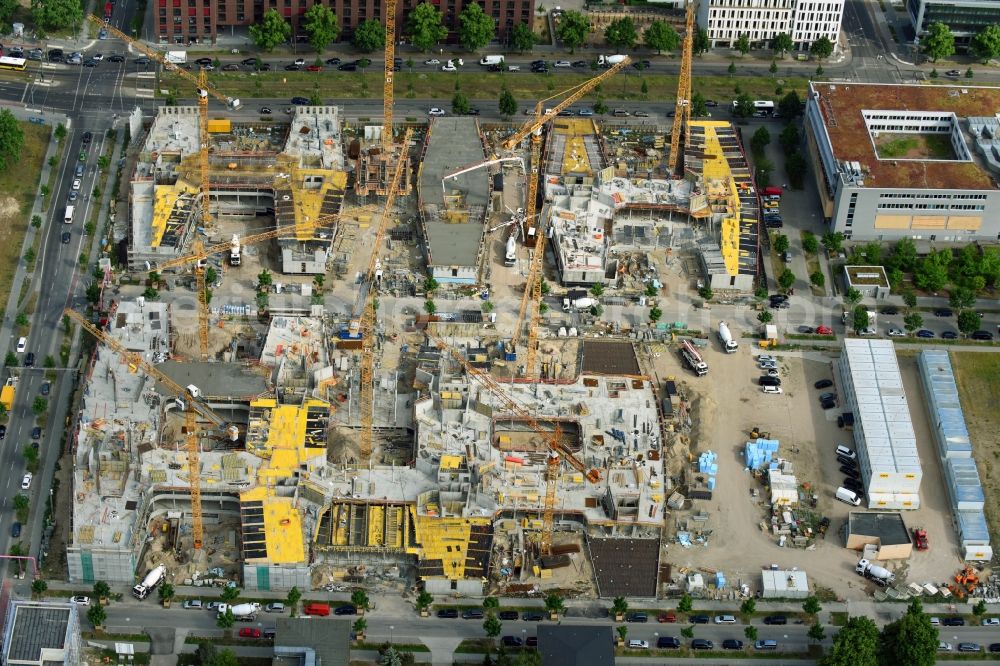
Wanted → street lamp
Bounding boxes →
[390,625,394,644]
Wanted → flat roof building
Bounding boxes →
[838,339,922,509]
[845,511,914,560]
[805,82,1000,241]
[698,0,844,52]
[906,0,1000,48]
[1,601,80,666]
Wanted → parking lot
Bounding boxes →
[653,342,963,599]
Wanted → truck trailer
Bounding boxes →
[165,51,187,65]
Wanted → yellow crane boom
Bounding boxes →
[382,0,397,153]
[358,129,413,461]
[668,1,696,174]
[431,335,599,554]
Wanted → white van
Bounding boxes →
[64,205,75,224]
[714,614,737,624]
[836,487,862,506]
[627,639,649,649]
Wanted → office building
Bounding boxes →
[906,0,1000,49]
[698,0,845,52]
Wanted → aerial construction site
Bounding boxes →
[64,6,774,601]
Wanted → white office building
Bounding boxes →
[698,0,844,51]
[838,339,922,509]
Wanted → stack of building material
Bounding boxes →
[744,438,779,469]
[918,351,992,561]
[768,468,799,505]
[698,451,718,491]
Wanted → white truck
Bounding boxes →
[218,602,261,620]
[717,321,738,353]
[562,296,596,312]
[479,55,504,66]
[229,234,241,266]
[132,564,166,599]
[680,339,708,376]
[165,51,187,65]
[856,559,895,586]
[598,54,627,66]
[504,235,517,267]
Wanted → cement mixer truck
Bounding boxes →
[856,559,895,586]
[218,602,261,620]
[717,321,739,353]
[132,564,167,599]
[504,234,517,267]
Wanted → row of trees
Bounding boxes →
[250,2,498,54]
[846,239,1000,297]
[921,21,1000,63]
[726,33,833,60]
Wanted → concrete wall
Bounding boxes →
[423,577,483,596]
[429,265,477,284]
[243,564,312,592]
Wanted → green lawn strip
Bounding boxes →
[355,642,431,652]
[167,70,808,104]
[830,611,849,626]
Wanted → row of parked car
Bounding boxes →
[629,637,779,650]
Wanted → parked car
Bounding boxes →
[723,639,744,650]
[887,327,905,337]
[835,445,856,460]
[501,636,523,647]
[626,612,648,623]
[819,392,837,403]
[0,425,5,439]
[657,636,681,648]
[70,595,90,605]
[841,465,860,479]
[462,609,484,620]
[521,611,545,621]
[436,608,458,618]
[10,523,20,537]
[958,642,981,652]
[989,643,1000,652]
[239,628,262,638]
[265,603,285,612]
[428,107,446,116]
[758,376,781,387]
[971,330,994,341]
[816,325,833,335]
[797,326,815,334]
[881,306,899,315]
[657,612,677,623]
[626,639,649,649]
[916,329,935,338]
[689,614,710,624]
[183,600,203,609]
[942,330,958,339]
[714,615,736,624]
[814,379,833,389]
[497,610,518,620]
[763,615,787,625]
[934,308,953,317]
[843,477,864,492]
[691,639,714,650]
[939,641,953,651]
[982,618,1000,626]
[553,60,572,67]
[762,386,783,395]
[21,473,32,489]
[290,96,309,105]
[942,617,966,626]
[333,605,357,616]
[31,427,41,439]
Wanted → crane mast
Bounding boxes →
[668,1,696,174]
[382,0,397,153]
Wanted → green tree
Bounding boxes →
[648,306,662,323]
[644,20,680,54]
[416,590,433,612]
[94,581,111,600]
[205,649,240,666]
[903,312,923,333]
[914,249,952,292]
[556,10,591,53]
[810,35,834,59]
[853,305,870,332]
[740,598,756,616]
[929,67,938,78]
[0,0,16,25]
[593,99,608,115]
[353,617,368,635]
[692,92,708,118]
[13,494,28,522]
[499,88,517,117]
[54,123,67,141]
[878,598,938,666]
[751,126,771,155]
[249,8,291,51]
[483,613,502,642]
[778,90,803,119]
[544,592,565,617]
[589,282,604,298]
[483,596,500,611]
[735,33,751,55]
[758,310,773,324]
[220,586,241,604]
[966,67,974,78]
[87,603,107,629]
[216,607,235,631]
[823,616,879,666]
[511,22,536,53]
[31,0,83,31]
[973,599,988,620]
[921,21,955,62]
[604,17,637,50]
[407,2,448,51]
[379,647,404,666]
[949,287,976,309]
[286,586,302,615]
[353,19,386,52]
[772,32,794,56]
[810,271,826,288]
[773,234,790,255]
[645,282,659,297]
[615,624,628,643]
[452,91,470,115]
[158,582,175,604]
[31,578,47,598]
[890,237,918,271]
[802,596,822,615]
[351,589,370,611]
[769,59,778,75]
[809,622,826,643]
[458,2,495,51]
[15,312,28,328]
[0,110,23,173]
[611,596,628,618]
[681,626,694,639]
[822,231,845,254]
[802,232,819,254]
[424,277,439,293]
[303,3,340,53]
[257,269,273,289]
[778,268,795,290]
[31,214,42,229]
[733,92,754,118]
[957,310,982,335]
[677,593,693,613]
[32,397,47,417]
[745,624,758,642]
[693,27,710,54]
[728,60,737,75]
[845,287,862,306]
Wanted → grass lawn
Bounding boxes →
[168,70,809,106]
[951,352,1000,547]
[0,122,49,319]
[875,133,956,160]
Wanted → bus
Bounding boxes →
[732,99,775,116]
[64,205,75,224]
[0,56,27,71]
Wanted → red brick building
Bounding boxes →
[156,0,534,47]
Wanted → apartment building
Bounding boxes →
[156,0,533,46]
[697,0,844,51]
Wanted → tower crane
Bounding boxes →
[667,1,696,174]
[355,128,413,461]
[90,15,240,359]
[65,308,237,550]
[430,335,600,555]
[499,59,631,378]
[381,0,398,153]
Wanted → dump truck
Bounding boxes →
[717,321,738,353]
[132,564,166,599]
[218,602,261,620]
[856,559,894,586]
[0,377,16,412]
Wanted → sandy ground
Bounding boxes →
[649,340,964,600]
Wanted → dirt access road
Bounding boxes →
[650,338,962,600]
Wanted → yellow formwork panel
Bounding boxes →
[333,503,349,546]
[150,181,196,249]
[207,118,232,133]
[285,169,349,241]
[406,514,492,580]
[368,505,385,546]
[247,398,330,468]
[239,487,306,565]
[439,454,464,470]
[692,121,743,277]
